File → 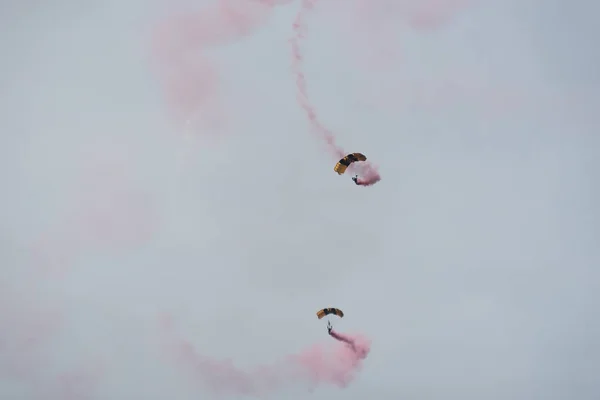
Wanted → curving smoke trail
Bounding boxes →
[153,0,381,185]
[290,0,381,186]
[160,316,371,396]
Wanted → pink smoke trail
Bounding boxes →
[54,362,105,400]
[387,0,471,31]
[160,316,370,395]
[152,0,292,136]
[29,140,158,277]
[0,293,61,378]
[344,0,470,72]
[290,0,381,186]
[0,286,104,399]
[329,329,355,346]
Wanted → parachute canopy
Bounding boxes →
[334,153,367,175]
[316,308,344,319]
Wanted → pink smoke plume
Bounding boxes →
[152,0,292,136]
[345,0,469,71]
[0,286,104,399]
[31,144,157,277]
[160,316,370,395]
[291,0,381,186]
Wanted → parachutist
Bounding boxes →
[352,175,359,185]
[317,308,343,335]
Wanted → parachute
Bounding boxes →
[334,153,367,175]
[316,308,344,319]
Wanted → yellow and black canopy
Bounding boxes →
[316,307,344,319]
[334,153,367,175]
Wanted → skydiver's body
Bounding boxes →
[327,320,333,335]
[352,175,364,186]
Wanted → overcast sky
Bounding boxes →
[1,1,598,399]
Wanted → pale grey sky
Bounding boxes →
[1,1,598,399]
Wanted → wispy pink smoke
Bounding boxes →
[0,287,62,378]
[342,1,534,118]
[290,0,381,186]
[0,286,104,399]
[394,0,471,30]
[54,362,105,400]
[152,0,291,135]
[293,329,370,387]
[31,145,157,277]
[160,316,370,395]
[345,0,470,71]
